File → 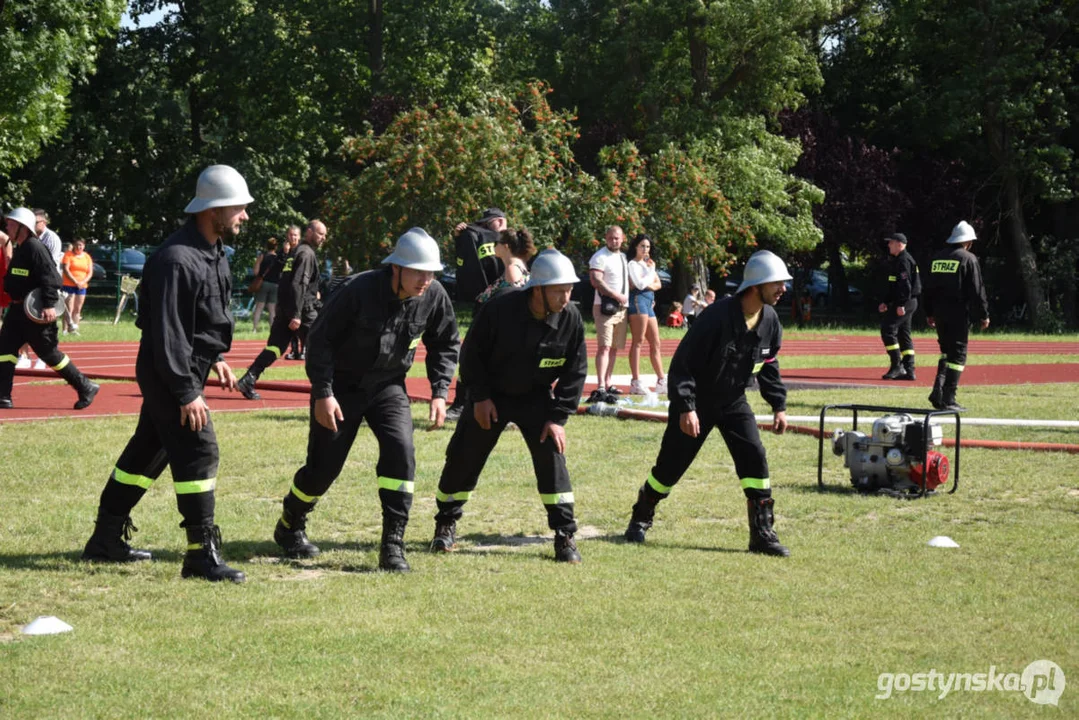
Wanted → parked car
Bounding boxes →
[87,245,148,289]
[797,269,864,307]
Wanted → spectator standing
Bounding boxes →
[924,221,990,411]
[79,165,251,582]
[61,238,94,334]
[625,233,668,396]
[251,237,280,332]
[681,284,706,327]
[34,209,63,273]
[588,225,629,402]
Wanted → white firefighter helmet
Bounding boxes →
[946,220,977,244]
[4,207,38,237]
[184,165,255,214]
[382,227,444,272]
[735,250,793,294]
[525,249,578,288]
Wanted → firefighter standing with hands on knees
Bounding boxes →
[0,207,98,411]
[624,250,793,557]
[878,232,921,380]
[430,249,588,563]
[273,228,459,572]
[80,165,252,582]
[924,221,989,411]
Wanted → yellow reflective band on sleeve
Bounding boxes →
[901,349,916,357]
[740,477,771,490]
[436,490,472,502]
[888,275,897,281]
[884,344,900,351]
[266,346,282,359]
[378,477,415,494]
[290,483,319,504]
[646,473,672,495]
[0,354,17,364]
[477,243,496,259]
[945,362,965,372]
[540,492,575,505]
[174,478,217,495]
[10,268,29,276]
[51,354,71,371]
[752,362,764,374]
[113,467,154,490]
[539,358,566,368]
[409,337,421,350]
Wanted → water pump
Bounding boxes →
[831,413,949,495]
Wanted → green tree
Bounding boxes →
[0,0,124,174]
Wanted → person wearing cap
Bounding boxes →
[924,221,990,411]
[271,227,459,572]
[429,249,588,563]
[877,232,922,380]
[0,208,100,411]
[445,207,509,422]
[236,219,327,400]
[623,249,793,557]
[80,165,252,583]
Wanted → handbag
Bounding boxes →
[600,295,620,316]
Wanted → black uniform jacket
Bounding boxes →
[668,295,787,415]
[278,242,319,319]
[454,224,503,301]
[880,250,921,306]
[136,218,233,405]
[306,266,460,401]
[460,289,587,426]
[4,237,62,306]
[923,246,989,321]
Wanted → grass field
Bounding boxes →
[1,383,1075,717]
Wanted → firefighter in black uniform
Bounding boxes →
[624,250,793,557]
[445,207,508,422]
[81,165,252,582]
[272,228,459,572]
[0,208,99,410]
[877,232,922,380]
[238,220,326,399]
[430,250,588,563]
[924,221,990,411]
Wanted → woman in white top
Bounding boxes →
[626,233,668,395]
[682,284,707,326]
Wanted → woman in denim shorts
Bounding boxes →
[626,234,668,395]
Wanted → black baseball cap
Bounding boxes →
[477,207,506,223]
[885,232,908,244]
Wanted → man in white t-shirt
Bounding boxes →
[34,209,63,272]
[588,225,629,402]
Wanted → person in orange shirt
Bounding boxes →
[61,238,94,334]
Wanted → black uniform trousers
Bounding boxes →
[934,312,969,369]
[644,397,771,504]
[880,299,918,359]
[246,311,315,379]
[284,381,416,522]
[99,356,219,526]
[0,307,67,396]
[435,392,577,532]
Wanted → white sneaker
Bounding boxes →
[33,358,48,370]
[15,355,31,369]
[629,379,647,395]
[654,377,668,395]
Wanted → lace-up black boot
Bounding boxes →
[82,512,152,562]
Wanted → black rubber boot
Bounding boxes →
[237,372,261,400]
[899,354,916,381]
[378,517,410,572]
[881,350,903,379]
[82,512,152,562]
[57,364,99,410]
[181,525,246,583]
[554,529,582,564]
[941,367,966,412]
[274,507,320,558]
[0,397,11,409]
[624,486,658,543]
[928,359,947,408]
[747,497,790,557]
[430,520,458,552]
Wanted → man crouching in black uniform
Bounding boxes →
[0,208,98,410]
[430,250,588,563]
[273,228,459,572]
[81,165,252,583]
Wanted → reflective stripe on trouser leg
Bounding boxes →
[716,400,771,498]
[901,349,916,357]
[51,354,71,371]
[945,362,964,372]
[114,467,155,490]
[648,408,715,503]
[647,473,673,496]
[366,383,418,521]
[435,399,506,522]
[883,344,900,351]
[740,477,771,490]
[0,354,16,364]
[378,476,414,521]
